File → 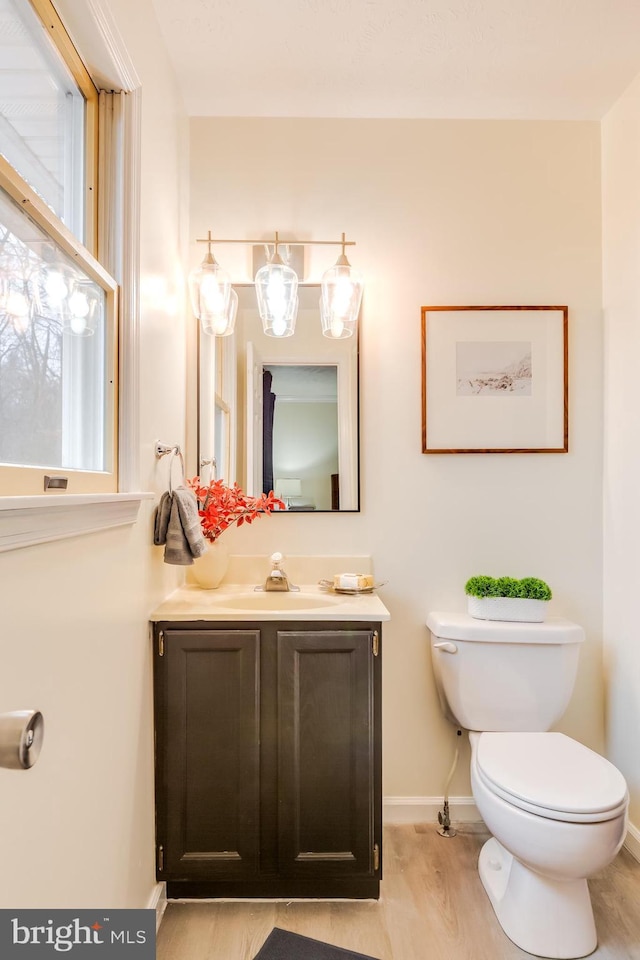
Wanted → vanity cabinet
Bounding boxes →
[153,620,382,899]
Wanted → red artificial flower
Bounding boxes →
[187,477,284,543]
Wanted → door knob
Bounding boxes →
[0,710,44,769]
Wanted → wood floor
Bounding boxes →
[156,824,640,960]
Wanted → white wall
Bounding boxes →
[602,73,640,830]
[273,402,338,509]
[190,118,605,803]
[0,93,612,908]
[0,0,188,907]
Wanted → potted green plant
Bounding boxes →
[464,575,552,622]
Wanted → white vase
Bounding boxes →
[191,540,229,589]
[467,596,548,623]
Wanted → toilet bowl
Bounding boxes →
[470,731,627,959]
[427,612,630,960]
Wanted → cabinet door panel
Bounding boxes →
[277,630,375,878]
[161,630,260,880]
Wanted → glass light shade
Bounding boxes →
[2,278,32,334]
[255,257,298,337]
[201,287,238,337]
[320,256,363,339]
[6,290,30,327]
[188,253,231,324]
[63,281,100,337]
[44,270,68,305]
[320,297,355,340]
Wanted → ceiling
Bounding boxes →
[265,364,338,403]
[150,0,640,120]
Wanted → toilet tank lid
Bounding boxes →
[426,611,584,644]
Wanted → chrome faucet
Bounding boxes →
[260,552,299,592]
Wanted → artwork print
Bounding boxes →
[421,306,568,454]
[456,341,532,396]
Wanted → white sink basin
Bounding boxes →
[151,580,390,622]
[212,592,341,612]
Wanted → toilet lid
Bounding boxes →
[476,732,628,823]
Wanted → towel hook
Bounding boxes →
[155,441,185,496]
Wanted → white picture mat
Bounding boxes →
[424,309,565,450]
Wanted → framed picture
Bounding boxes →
[421,305,568,454]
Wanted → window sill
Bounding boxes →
[0,492,154,552]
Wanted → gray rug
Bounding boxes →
[252,928,381,960]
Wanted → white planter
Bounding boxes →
[467,596,548,623]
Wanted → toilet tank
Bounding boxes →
[427,612,584,732]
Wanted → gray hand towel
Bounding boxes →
[153,491,172,545]
[163,486,207,565]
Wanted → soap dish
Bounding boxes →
[318,579,386,595]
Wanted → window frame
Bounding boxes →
[0,154,119,495]
[24,0,100,253]
[0,0,117,497]
[0,0,151,548]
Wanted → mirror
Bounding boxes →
[198,284,359,512]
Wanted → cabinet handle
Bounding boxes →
[372,631,379,657]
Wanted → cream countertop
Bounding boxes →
[150,583,391,622]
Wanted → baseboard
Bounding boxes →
[147,882,167,930]
[384,800,640,864]
[624,821,640,863]
[383,796,480,824]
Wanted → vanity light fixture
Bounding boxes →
[0,268,101,337]
[188,230,234,336]
[190,230,362,339]
[255,232,298,337]
[64,280,100,337]
[4,283,31,334]
[320,234,364,340]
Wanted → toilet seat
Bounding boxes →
[475,732,628,824]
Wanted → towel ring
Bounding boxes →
[167,447,185,495]
[155,441,185,495]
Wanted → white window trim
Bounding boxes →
[0,492,154,552]
[0,0,148,552]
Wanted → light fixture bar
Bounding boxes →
[195,232,356,249]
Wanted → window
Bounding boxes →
[0,0,98,248]
[0,0,117,496]
[0,171,117,494]
[199,329,237,486]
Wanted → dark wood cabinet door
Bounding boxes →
[157,629,260,881]
[276,629,379,880]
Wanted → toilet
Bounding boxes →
[427,611,628,960]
